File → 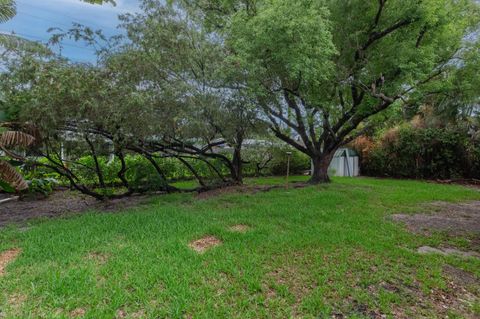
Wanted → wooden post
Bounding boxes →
[286,152,292,189]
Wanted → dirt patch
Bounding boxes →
[0,190,152,229]
[392,201,480,236]
[85,251,110,265]
[70,308,86,318]
[189,236,222,253]
[367,277,479,318]
[115,309,127,318]
[443,264,479,288]
[433,179,480,190]
[0,248,21,276]
[7,293,27,309]
[389,201,480,317]
[417,246,480,259]
[425,275,479,318]
[228,224,250,233]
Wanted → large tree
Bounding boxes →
[179,0,480,183]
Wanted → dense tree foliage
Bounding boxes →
[178,0,480,183]
[1,0,479,197]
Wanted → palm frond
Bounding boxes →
[0,0,15,24]
[0,131,35,148]
[0,160,28,191]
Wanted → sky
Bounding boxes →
[1,0,140,63]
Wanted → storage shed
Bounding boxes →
[327,148,360,177]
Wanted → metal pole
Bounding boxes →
[286,152,292,189]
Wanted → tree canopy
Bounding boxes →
[177,0,480,182]
[0,0,479,197]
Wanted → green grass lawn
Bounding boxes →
[0,177,479,318]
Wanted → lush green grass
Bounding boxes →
[0,177,479,318]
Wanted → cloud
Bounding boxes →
[0,0,140,62]
[13,0,140,30]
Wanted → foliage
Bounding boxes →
[267,147,310,176]
[27,177,58,196]
[0,129,35,192]
[0,0,15,23]
[2,0,480,196]
[74,155,226,188]
[359,124,473,179]
[178,0,480,183]
[405,42,480,123]
[23,144,309,189]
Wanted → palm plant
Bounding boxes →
[0,0,14,23]
[0,130,34,191]
[0,0,42,52]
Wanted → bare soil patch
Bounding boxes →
[189,236,222,253]
[70,308,86,318]
[433,178,480,190]
[228,224,250,233]
[115,309,127,318]
[0,248,21,276]
[444,264,479,288]
[390,202,480,317]
[0,190,151,229]
[85,251,110,265]
[363,272,479,318]
[417,246,480,259]
[399,281,477,318]
[392,201,480,236]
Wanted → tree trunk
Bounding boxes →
[177,156,206,187]
[85,135,105,189]
[309,153,334,184]
[232,144,243,184]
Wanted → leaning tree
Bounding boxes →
[118,1,266,184]
[179,0,480,183]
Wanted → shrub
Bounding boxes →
[27,177,58,196]
[269,147,310,176]
[360,125,471,179]
[468,141,480,179]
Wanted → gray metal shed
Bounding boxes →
[328,148,360,177]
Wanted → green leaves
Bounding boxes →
[0,0,15,24]
[228,0,336,91]
[0,178,15,192]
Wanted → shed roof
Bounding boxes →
[333,148,358,157]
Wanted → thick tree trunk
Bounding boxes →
[309,153,334,184]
